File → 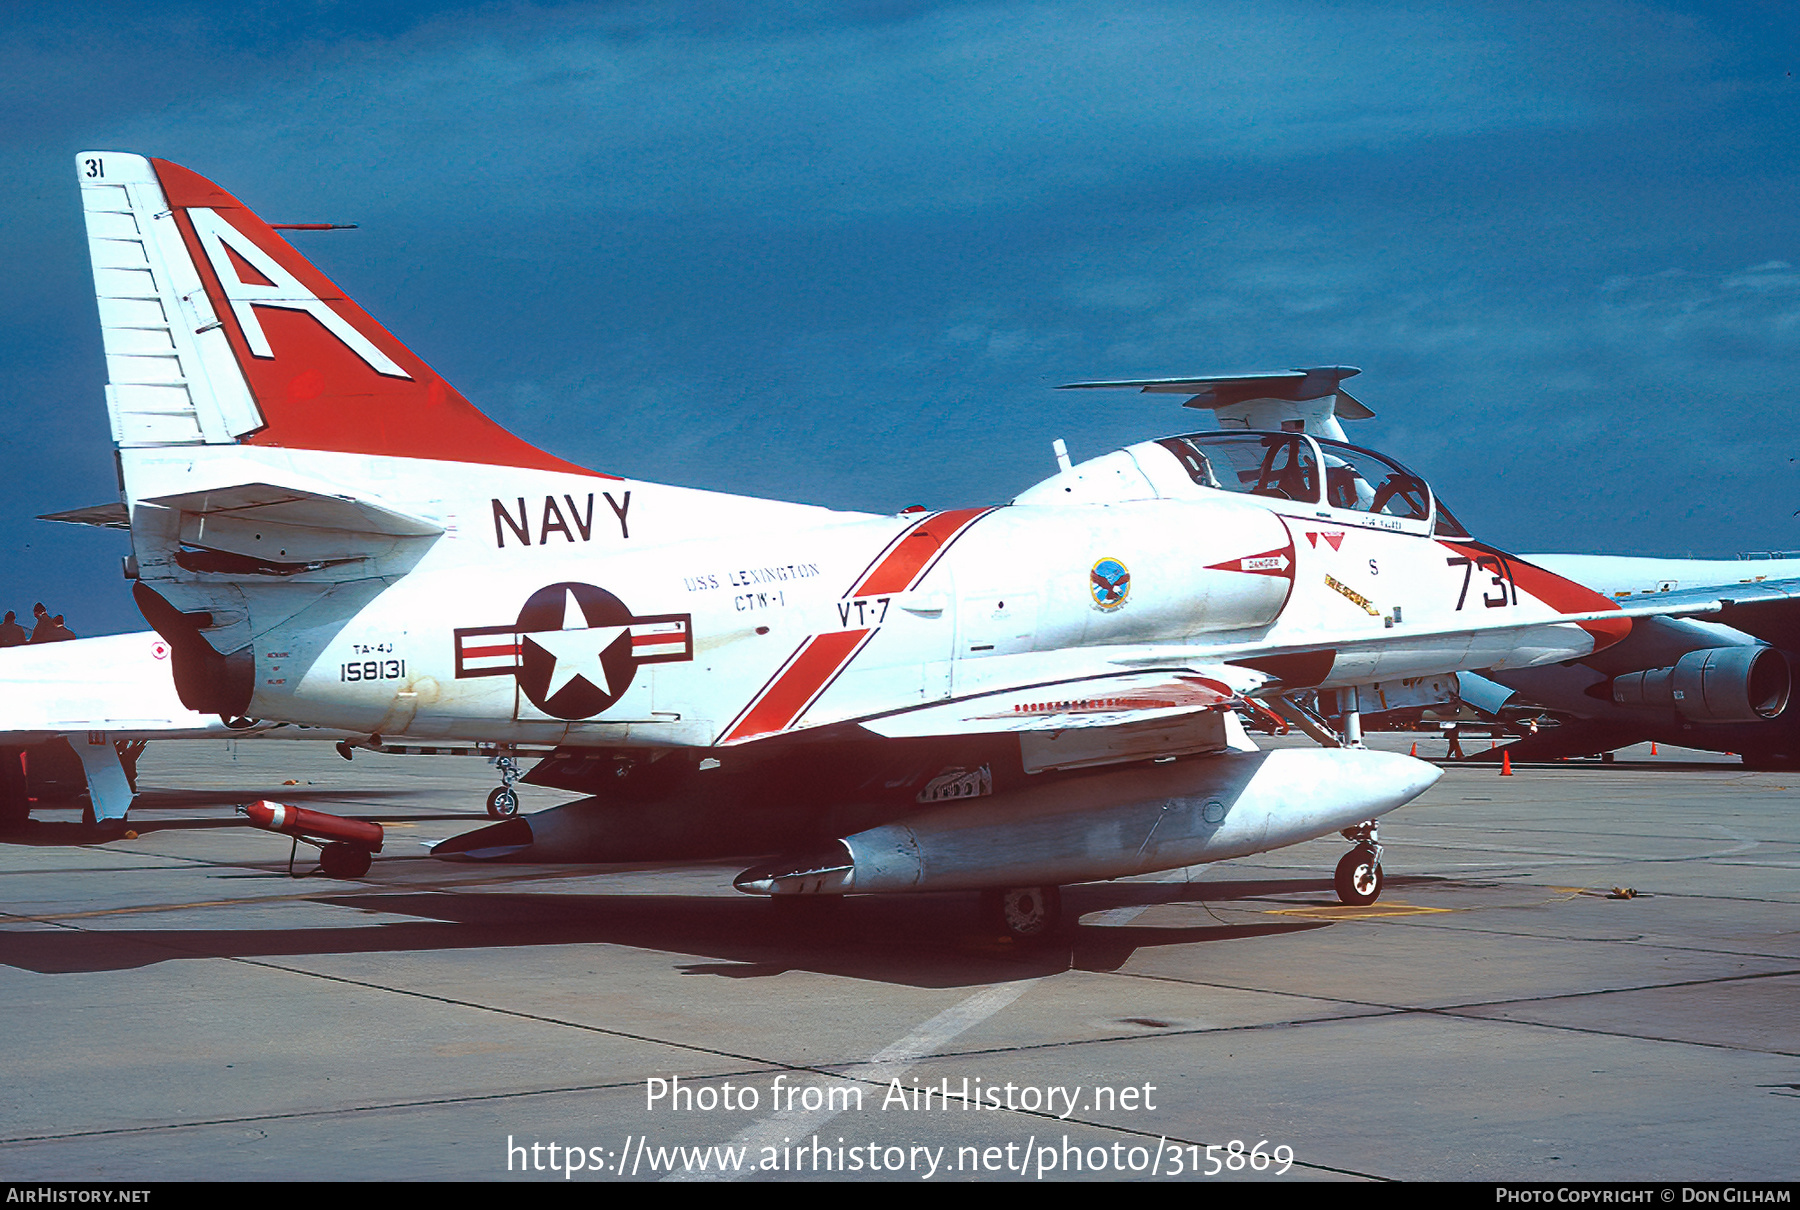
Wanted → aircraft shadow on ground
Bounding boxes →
[0,874,1391,986]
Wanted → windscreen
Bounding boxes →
[1157,433,1319,503]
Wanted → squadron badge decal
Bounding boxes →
[1090,558,1131,611]
[453,582,693,719]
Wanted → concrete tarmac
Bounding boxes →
[0,735,1794,1182]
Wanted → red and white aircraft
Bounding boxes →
[62,152,1664,933]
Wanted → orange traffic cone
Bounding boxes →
[1650,742,1657,756]
[1500,751,1513,776]
[1409,742,1417,757]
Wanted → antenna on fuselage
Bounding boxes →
[1057,366,1368,442]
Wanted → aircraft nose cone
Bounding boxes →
[1343,749,1442,812]
[1390,751,1444,801]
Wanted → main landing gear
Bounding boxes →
[984,885,1064,942]
[485,754,521,818]
[1334,821,1384,906]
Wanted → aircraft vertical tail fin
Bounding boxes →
[75,152,595,475]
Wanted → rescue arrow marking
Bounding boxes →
[1324,574,1381,616]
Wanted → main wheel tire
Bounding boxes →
[486,786,519,818]
[987,885,1064,940]
[319,843,373,879]
[1334,847,1383,906]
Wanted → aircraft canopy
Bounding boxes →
[1155,431,1469,537]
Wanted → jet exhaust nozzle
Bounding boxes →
[733,844,856,895]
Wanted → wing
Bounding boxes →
[1523,556,1800,650]
[1678,580,1800,650]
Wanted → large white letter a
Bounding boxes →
[188,207,411,379]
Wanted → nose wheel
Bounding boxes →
[1334,822,1384,906]
[486,754,521,818]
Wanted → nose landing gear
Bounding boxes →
[1335,821,1384,906]
[485,754,521,818]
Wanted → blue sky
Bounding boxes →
[3,1,1797,635]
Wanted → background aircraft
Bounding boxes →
[0,630,367,828]
[1457,554,1800,766]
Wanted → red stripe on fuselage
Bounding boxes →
[461,643,519,659]
[852,508,992,598]
[720,507,995,743]
[720,629,870,743]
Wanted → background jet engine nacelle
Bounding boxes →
[1610,645,1791,723]
[736,748,1440,896]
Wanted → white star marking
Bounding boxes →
[523,588,628,699]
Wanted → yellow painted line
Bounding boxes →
[1266,900,1452,920]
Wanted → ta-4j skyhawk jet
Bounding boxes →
[62,152,1669,936]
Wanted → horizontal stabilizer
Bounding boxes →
[1059,366,1370,415]
[39,502,130,530]
[139,480,444,581]
[1059,366,1370,441]
[145,481,443,538]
